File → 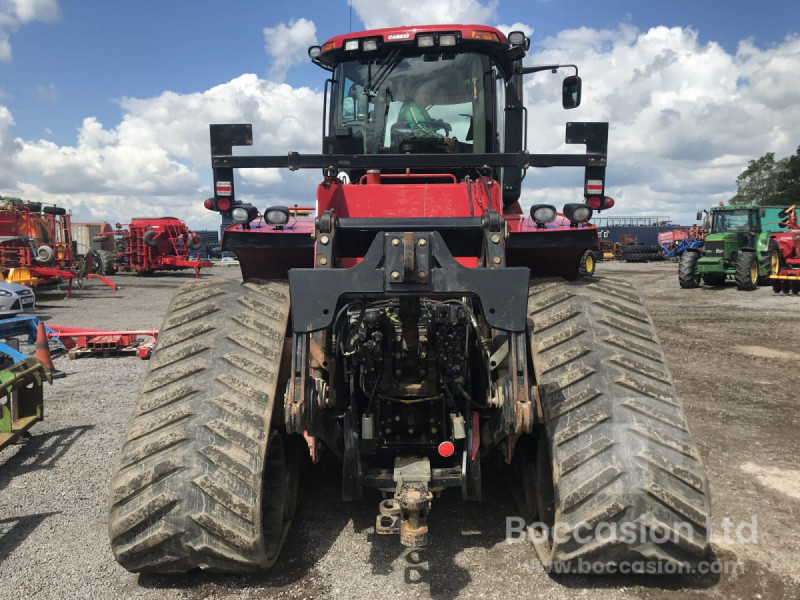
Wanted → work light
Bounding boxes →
[563,203,592,224]
[530,204,557,226]
[265,206,290,226]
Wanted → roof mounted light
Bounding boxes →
[308,45,322,58]
[439,33,457,47]
[344,39,359,51]
[362,38,378,52]
[563,203,593,225]
[417,34,435,48]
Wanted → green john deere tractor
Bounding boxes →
[679,204,784,290]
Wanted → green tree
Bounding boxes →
[730,152,780,206]
[774,146,800,206]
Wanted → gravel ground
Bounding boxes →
[1,262,798,599]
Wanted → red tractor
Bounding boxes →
[770,204,800,294]
[109,25,710,575]
[96,217,212,278]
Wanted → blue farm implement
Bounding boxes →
[661,238,704,259]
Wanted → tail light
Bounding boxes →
[217,197,232,211]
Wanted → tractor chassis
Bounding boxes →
[284,209,531,545]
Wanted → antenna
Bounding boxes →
[349,0,352,32]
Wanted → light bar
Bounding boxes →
[344,40,359,51]
[362,38,378,51]
[417,34,435,48]
[439,34,457,47]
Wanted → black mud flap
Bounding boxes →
[288,231,530,333]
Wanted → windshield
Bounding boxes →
[711,209,754,233]
[331,52,490,154]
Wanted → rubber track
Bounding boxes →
[528,278,710,568]
[108,278,291,573]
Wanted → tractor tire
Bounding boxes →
[772,279,783,294]
[702,273,726,286]
[678,252,701,288]
[108,278,297,573]
[188,235,202,250]
[42,205,67,216]
[734,251,759,291]
[577,249,596,278]
[143,229,158,247]
[761,240,781,285]
[96,249,117,275]
[526,278,710,571]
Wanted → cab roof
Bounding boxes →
[320,24,508,49]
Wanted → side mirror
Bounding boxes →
[696,211,703,221]
[562,75,582,109]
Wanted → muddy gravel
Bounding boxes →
[0,262,798,599]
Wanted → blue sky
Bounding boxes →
[4,0,797,141]
[1,0,799,226]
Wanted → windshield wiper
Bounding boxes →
[363,49,402,97]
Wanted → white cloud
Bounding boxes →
[496,22,533,38]
[0,105,21,186]
[520,26,800,222]
[35,82,57,102]
[351,0,497,30]
[2,21,800,230]
[263,18,317,83]
[0,0,60,61]
[2,74,323,228]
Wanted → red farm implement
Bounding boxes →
[46,325,159,359]
[770,205,800,294]
[0,202,116,296]
[96,217,212,278]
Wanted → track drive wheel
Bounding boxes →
[577,250,596,278]
[526,278,710,572]
[735,251,759,291]
[108,278,297,573]
[678,252,701,288]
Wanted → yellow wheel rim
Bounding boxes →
[771,250,780,275]
[751,261,758,284]
[586,255,594,273]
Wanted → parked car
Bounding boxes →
[0,281,36,315]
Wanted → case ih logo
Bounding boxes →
[216,181,232,196]
[387,33,411,41]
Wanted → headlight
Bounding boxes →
[0,289,12,297]
[508,31,527,46]
[265,206,290,226]
[362,38,378,52]
[530,204,557,225]
[231,204,258,225]
[344,40,359,51]
[417,35,435,48]
[308,45,322,58]
[439,34,457,47]
[563,203,593,224]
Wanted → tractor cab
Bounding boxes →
[308,25,582,204]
